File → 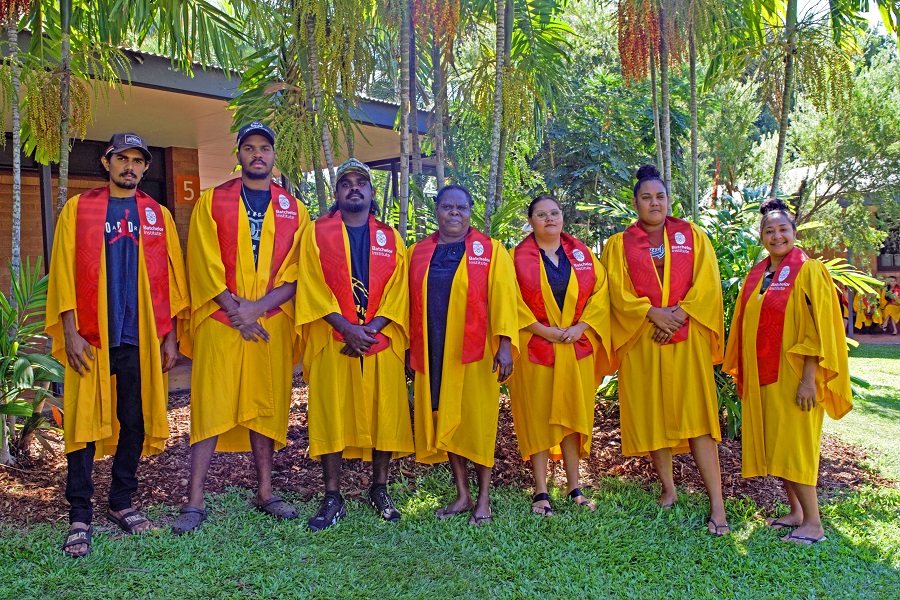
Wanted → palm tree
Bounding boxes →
[483,0,506,235]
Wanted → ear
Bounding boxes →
[100,155,111,172]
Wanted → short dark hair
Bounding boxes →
[435,184,473,207]
[632,164,667,197]
[527,194,561,217]
[759,197,796,231]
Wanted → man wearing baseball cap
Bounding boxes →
[173,122,310,533]
[47,133,190,556]
[295,158,413,530]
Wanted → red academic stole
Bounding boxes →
[209,178,299,326]
[314,211,397,355]
[74,187,171,347]
[736,247,808,396]
[514,233,595,366]
[408,227,493,373]
[622,216,694,344]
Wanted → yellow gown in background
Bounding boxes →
[295,222,413,460]
[411,238,520,467]
[46,194,190,456]
[600,222,724,456]
[184,184,308,451]
[507,250,612,460]
[724,259,852,485]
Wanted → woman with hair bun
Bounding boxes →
[600,165,730,535]
[508,194,613,515]
[724,198,852,544]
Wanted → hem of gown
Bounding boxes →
[742,465,819,487]
[190,423,287,452]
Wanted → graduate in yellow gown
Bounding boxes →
[173,123,309,534]
[601,165,729,535]
[724,198,852,545]
[295,159,413,531]
[879,276,899,335]
[46,134,189,556]
[508,195,612,515]
[407,185,519,525]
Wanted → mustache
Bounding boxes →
[348,192,364,199]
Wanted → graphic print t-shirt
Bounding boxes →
[105,197,140,347]
[241,187,272,268]
[345,223,371,323]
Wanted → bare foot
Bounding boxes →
[436,495,475,519]
[766,514,802,530]
[658,491,677,508]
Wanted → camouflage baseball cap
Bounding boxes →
[335,158,371,183]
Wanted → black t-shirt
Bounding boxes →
[241,187,271,268]
[540,246,572,310]
[426,240,466,411]
[104,196,140,347]
[345,223,370,323]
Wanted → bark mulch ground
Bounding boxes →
[2,378,894,526]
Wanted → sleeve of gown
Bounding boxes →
[580,253,614,377]
[508,246,543,331]
[373,229,410,335]
[787,259,852,419]
[294,222,342,329]
[677,223,725,363]
[162,207,190,323]
[599,233,652,358]
[488,240,521,357]
[45,197,80,363]
[722,286,745,379]
[186,189,227,318]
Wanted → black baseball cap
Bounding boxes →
[236,121,276,147]
[105,133,151,162]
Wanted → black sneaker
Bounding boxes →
[307,494,346,531]
[368,485,401,522]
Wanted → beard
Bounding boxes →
[113,174,138,189]
[342,194,369,213]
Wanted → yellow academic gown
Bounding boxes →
[600,222,724,456]
[724,259,852,485]
[46,194,190,456]
[411,238,520,467]
[883,288,900,322]
[295,223,413,460]
[507,251,612,460]
[184,184,308,451]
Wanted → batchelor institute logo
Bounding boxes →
[472,241,485,256]
[572,249,585,262]
[675,232,686,245]
[278,194,290,210]
[778,266,791,282]
[144,207,157,225]
[376,230,388,247]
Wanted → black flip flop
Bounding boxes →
[567,488,595,511]
[531,492,553,516]
[106,510,150,534]
[708,518,731,536]
[62,525,93,558]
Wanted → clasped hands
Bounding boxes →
[226,293,270,342]
[647,305,688,345]
[534,321,590,345]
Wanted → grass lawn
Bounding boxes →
[1,472,899,599]
[3,346,900,599]
[825,344,900,480]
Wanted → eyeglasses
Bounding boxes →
[533,210,561,220]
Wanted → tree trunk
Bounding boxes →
[431,33,446,188]
[658,0,672,194]
[398,2,411,241]
[9,20,22,296]
[483,0,506,236]
[650,42,664,173]
[409,10,424,237]
[689,16,699,222]
[306,14,337,190]
[310,152,329,213]
[493,0,514,211]
[771,0,797,198]
[56,33,71,211]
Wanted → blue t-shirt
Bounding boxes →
[104,196,140,347]
[241,187,271,268]
[345,223,370,323]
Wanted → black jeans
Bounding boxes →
[65,344,144,524]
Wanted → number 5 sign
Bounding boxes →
[176,175,201,204]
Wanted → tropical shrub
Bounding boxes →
[0,258,64,465]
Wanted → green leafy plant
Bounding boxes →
[0,258,64,464]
